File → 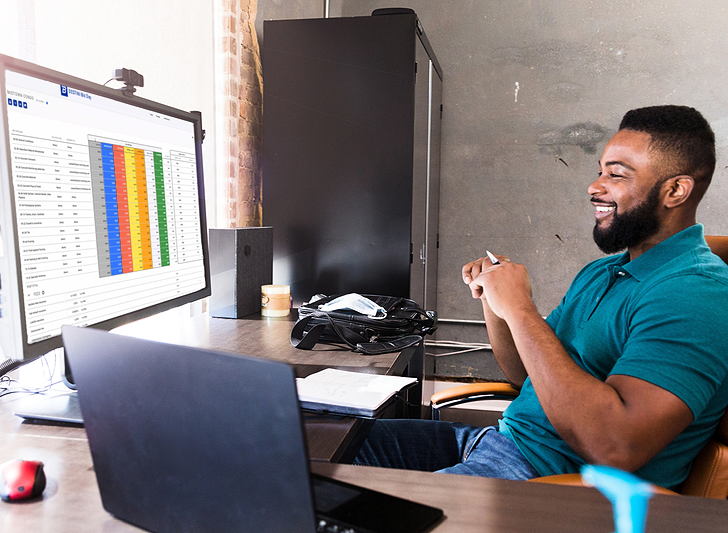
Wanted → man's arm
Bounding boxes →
[467,258,694,472]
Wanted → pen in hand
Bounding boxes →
[464,251,500,285]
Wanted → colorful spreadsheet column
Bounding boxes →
[88,137,170,277]
[100,142,122,275]
[154,152,170,267]
[88,139,111,276]
[144,149,161,269]
[114,144,133,273]
[134,148,153,270]
[124,146,143,271]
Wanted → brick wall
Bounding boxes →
[217,0,263,228]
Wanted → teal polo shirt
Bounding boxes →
[499,224,728,488]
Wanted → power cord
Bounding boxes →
[0,356,41,377]
[0,359,24,377]
[0,349,61,398]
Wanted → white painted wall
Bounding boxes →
[1,0,219,226]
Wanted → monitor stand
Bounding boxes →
[12,351,84,425]
[13,390,84,425]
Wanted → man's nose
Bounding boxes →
[588,174,606,196]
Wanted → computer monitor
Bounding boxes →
[0,54,211,386]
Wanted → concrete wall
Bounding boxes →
[256,0,728,339]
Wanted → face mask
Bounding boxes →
[317,293,387,318]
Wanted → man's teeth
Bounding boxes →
[596,206,614,212]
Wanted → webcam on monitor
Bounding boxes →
[113,67,144,95]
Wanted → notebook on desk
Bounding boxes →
[61,326,443,533]
[297,368,417,418]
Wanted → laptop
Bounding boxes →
[61,326,443,533]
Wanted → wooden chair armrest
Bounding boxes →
[530,473,679,496]
[430,382,519,408]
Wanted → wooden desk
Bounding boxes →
[12,311,421,463]
[310,462,728,533]
[113,311,416,377]
[1,400,726,532]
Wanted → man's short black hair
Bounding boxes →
[619,105,716,187]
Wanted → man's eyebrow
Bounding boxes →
[598,159,636,171]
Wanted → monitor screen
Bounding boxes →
[0,54,211,380]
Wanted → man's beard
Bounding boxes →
[592,182,662,254]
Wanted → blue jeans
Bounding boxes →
[353,419,540,480]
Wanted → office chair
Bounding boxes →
[431,235,728,498]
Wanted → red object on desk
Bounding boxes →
[0,459,46,502]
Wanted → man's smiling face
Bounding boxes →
[588,129,667,255]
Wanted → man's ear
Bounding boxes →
[663,175,695,208]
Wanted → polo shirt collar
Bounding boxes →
[620,224,705,282]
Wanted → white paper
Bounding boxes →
[296,368,417,411]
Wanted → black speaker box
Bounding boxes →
[209,227,273,318]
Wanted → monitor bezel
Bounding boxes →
[0,54,212,368]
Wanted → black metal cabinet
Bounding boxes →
[263,12,442,310]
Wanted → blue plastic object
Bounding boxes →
[581,465,654,533]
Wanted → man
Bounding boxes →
[354,105,728,489]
